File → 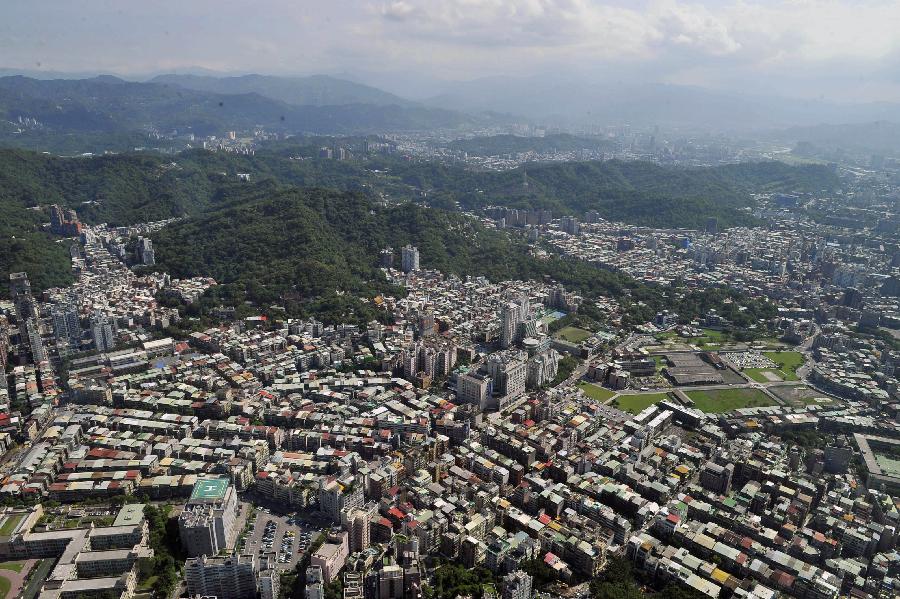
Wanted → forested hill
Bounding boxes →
[148,183,631,323]
[392,159,840,228]
[0,147,840,296]
[0,75,473,151]
[149,181,777,327]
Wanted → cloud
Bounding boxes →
[1,0,899,101]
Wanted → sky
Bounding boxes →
[2,0,900,102]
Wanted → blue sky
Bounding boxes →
[2,0,899,101]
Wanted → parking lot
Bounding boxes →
[240,508,323,571]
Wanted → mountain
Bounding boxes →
[151,73,413,107]
[377,158,839,228]
[424,75,900,131]
[0,145,840,300]
[149,180,775,329]
[0,76,475,151]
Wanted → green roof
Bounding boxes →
[113,503,146,527]
[190,478,230,502]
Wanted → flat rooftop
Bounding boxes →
[112,503,145,527]
[189,477,230,502]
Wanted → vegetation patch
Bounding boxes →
[555,326,592,344]
[0,514,23,536]
[762,351,804,380]
[614,393,671,414]
[0,561,25,573]
[577,381,616,402]
[686,388,776,413]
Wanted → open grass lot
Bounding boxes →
[686,388,777,413]
[763,351,804,380]
[555,326,592,344]
[744,369,783,383]
[0,573,10,599]
[768,384,834,407]
[0,562,25,573]
[0,514,23,536]
[656,328,728,347]
[614,392,671,414]
[577,381,616,402]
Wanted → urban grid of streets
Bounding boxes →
[0,187,899,599]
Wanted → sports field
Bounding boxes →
[614,393,670,414]
[686,388,776,413]
[577,381,616,402]
[555,326,592,344]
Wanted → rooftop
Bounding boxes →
[189,477,230,502]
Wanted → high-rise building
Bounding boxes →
[560,216,580,235]
[137,237,155,266]
[456,371,492,410]
[51,304,81,347]
[319,476,363,523]
[502,570,533,599]
[699,462,733,495]
[401,245,420,273]
[499,302,520,349]
[380,247,394,268]
[486,352,527,410]
[179,478,240,557]
[378,564,404,599]
[90,312,115,352]
[25,319,46,363]
[184,554,258,599]
[259,554,280,599]
[306,565,325,599]
[9,272,37,321]
[48,204,83,236]
[341,502,376,553]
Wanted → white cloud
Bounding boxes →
[2,0,900,101]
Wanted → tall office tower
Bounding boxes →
[401,245,420,273]
[25,319,46,363]
[705,217,719,235]
[51,305,81,347]
[0,317,9,373]
[502,571,533,599]
[90,312,116,352]
[9,272,37,321]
